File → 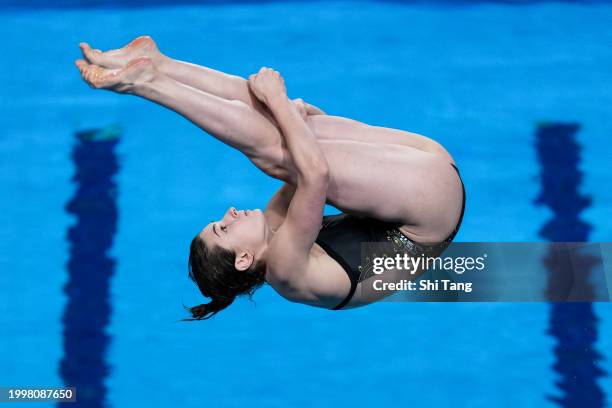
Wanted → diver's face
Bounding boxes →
[200,207,267,254]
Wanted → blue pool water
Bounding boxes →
[0,1,611,407]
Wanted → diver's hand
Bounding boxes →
[248,67,287,106]
[292,98,308,121]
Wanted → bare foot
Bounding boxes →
[79,35,162,69]
[75,56,155,93]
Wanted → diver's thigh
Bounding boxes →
[318,140,462,242]
[308,115,453,162]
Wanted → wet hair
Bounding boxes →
[184,232,266,321]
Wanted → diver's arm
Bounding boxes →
[263,183,296,232]
[265,152,328,292]
[267,101,328,180]
[248,68,329,292]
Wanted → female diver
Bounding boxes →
[75,36,466,319]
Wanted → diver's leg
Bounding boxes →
[75,57,294,181]
[80,37,452,160]
[306,115,454,162]
[79,36,274,121]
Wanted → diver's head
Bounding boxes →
[185,207,268,320]
[203,207,268,262]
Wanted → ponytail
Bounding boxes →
[183,297,235,321]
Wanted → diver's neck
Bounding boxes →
[256,221,275,261]
[265,219,276,243]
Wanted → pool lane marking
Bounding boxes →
[59,126,120,408]
[534,122,605,407]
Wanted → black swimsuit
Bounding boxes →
[315,164,466,310]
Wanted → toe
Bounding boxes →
[75,59,90,77]
[80,42,116,68]
[79,42,96,62]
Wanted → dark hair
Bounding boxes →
[184,233,266,321]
